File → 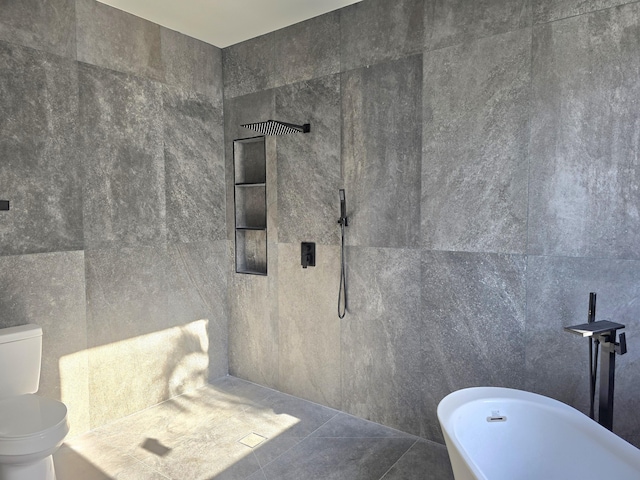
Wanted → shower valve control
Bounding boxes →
[301,242,316,269]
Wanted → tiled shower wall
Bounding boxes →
[1,0,640,450]
[224,0,640,447]
[0,0,227,435]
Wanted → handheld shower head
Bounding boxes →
[338,189,348,227]
[338,189,348,319]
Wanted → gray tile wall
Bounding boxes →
[224,0,640,447]
[343,55,423,248]
[0,0,226,435]
[0,0,76,59]
[276,75,342,245]
[0,42,82,255]
[4,0,639,452]
[422,28,530,253]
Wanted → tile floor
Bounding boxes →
[53,376,454,480]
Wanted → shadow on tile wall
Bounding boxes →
[0,0,227,436]
[223,0,640,447]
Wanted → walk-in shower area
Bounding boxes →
[2,0,640,479]
[53,377,452,479]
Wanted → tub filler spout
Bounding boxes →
[565,292,628,431]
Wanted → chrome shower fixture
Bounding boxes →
[241,119,310,136]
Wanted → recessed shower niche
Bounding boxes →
[233,136,267,275]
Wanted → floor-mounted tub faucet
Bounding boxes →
[565,293,627,431]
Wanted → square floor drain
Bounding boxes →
[239,433,267,448]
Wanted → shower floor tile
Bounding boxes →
[53,376,453,480]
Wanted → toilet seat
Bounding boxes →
[0,394,69,457]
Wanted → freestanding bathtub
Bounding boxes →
[437,387,640,480]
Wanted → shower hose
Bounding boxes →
[338,221,347,319]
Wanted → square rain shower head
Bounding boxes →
[241,119,310,136]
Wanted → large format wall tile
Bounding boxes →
[422,29,530,254]
[276,75,341,245]
[79,63,166,249]
[76,0,163,81]
[277,243,341,409]
[228,244,279,389]
[86,243,229,426]
[342,55,422,248]
[0,0,75,58]
[87,318,212,427]
[0,251,89,436]
[223,33,275,99]
[425,0,531,51]
[166,240,229,382]
[341,247,424,436]
[163,86,225,243]
[340,0,424,71]
[273,12,340,88]
[529,5,640,259]
[525,255,640,441]
[85,245,169,426]
[85,246,169,347]
[0,42,83,256]
[533,0,632,24]
[160,27,223,101]
[420,251,527,441]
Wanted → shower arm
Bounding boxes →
[276,121,310,133]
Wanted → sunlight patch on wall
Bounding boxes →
[60,320,210,433]
[58,349,90,438]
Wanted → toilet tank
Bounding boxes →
[0,324,43,398]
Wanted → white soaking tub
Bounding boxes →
[437,387,640,480]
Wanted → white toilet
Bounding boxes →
[0,324,69,480]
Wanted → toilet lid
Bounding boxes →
[0,394,67,438]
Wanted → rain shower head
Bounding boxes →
[241,120,310,136]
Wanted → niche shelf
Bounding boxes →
[233,136,267,275]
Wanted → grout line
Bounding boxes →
[239,380,344,417]
[253,435,303,471]
[525,14,534,260]
[255,411,340,471]
[533,0,640,27]
[299,412,340,439]
[334,411,420,439]
[249,452,268,480]
[416,436,448,448]
[127,454,173,480]
[308,435,418,439]
[378,438,420,480]
[524,0,535,390]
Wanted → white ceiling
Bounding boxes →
[97,0,362,48]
